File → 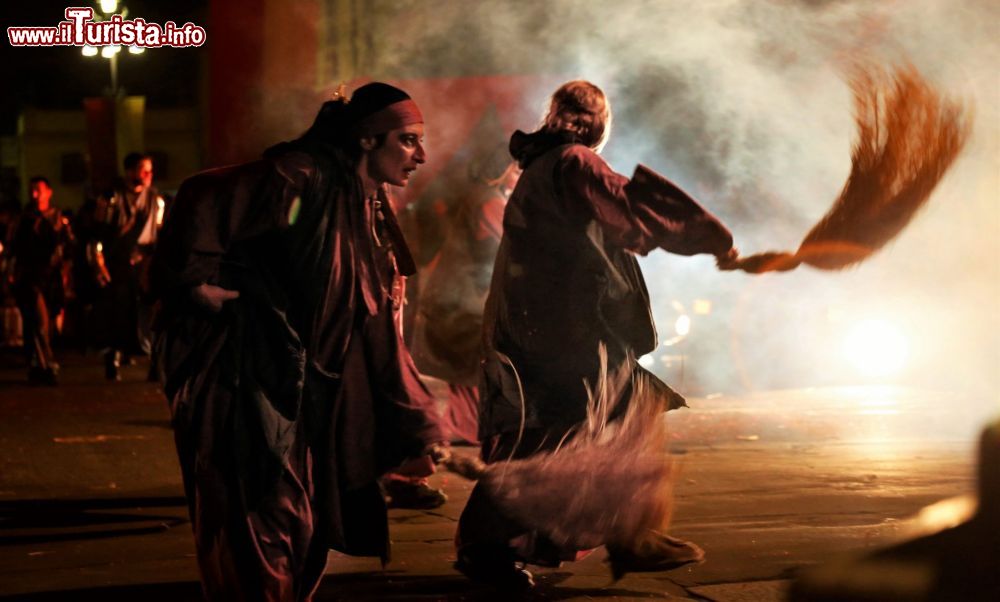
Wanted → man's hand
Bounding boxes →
[95,265,111,287]
[191,283,240,313]
[716,247,740,271]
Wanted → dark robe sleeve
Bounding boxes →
[556,146,734,258]
[154,153,314,298]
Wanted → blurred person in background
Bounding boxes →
[0,190,23,348]
[7,176,75,385]
[410,148,521,445]
[92,152,164,380]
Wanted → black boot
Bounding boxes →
[606,532,705,581]
[454,545,535,592]
[41,364,58,386]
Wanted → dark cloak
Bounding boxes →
[479,130,734,440]
[152,143,442,562]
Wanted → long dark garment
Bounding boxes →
[154,144,442,601]
[459,129,734,564]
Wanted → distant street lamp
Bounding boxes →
[81,2,138,96]
[80,0,146,193]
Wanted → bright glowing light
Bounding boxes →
[843,319,909,377]
[913,495,977,533]
[82,45,99,57]
[128,46,145,55]
[858,409,901,416]
[674,315,691,337]
[101,45,121,58]
[693,299,712,315]
[100,0,119,14]
[638,354,655,369]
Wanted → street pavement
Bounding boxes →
[0,351,993,601]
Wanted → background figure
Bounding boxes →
[67,196,105,350]
[0,193,23,348]
[93,152,164,380]
[455,81,736,590]
[152,83,446,601]
[410,151,520,444]
[7,176,74,385]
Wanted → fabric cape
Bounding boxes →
[152,142,442,561]
[478,129,734,441]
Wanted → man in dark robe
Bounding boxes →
[152,83,445,601]
[456,81,737,589]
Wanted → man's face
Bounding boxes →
[30,181,53,209]
[363,123,426,187]
[128,158,154,193]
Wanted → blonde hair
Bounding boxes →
[542,80,612,152]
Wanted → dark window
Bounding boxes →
[60,152,87,185]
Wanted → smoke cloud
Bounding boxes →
[349,0,998,423]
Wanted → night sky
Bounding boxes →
[1,0,208,135]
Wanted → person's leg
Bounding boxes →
[15,287,40,372]
[36,294,59,384]
[104,348,122,380]
[455,479,535,590]
[16,285,56,384]
[244,435,324,602]
[185,449,324,601]
[453,432,557,590]
[361,306,447,506]
[136,298,154,356]
[176,398,325,601]
[106,265,140,378]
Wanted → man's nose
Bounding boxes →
[414,143,426,164]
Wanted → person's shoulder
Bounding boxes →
[556,142,597,158]
[556,143,603,170]
[269,148,317,171]
[179,164,241,189]
[269,146,352,186]
[174,162,263,203]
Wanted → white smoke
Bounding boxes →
[353,0,998,409]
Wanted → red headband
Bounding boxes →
[358,99,424,136]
